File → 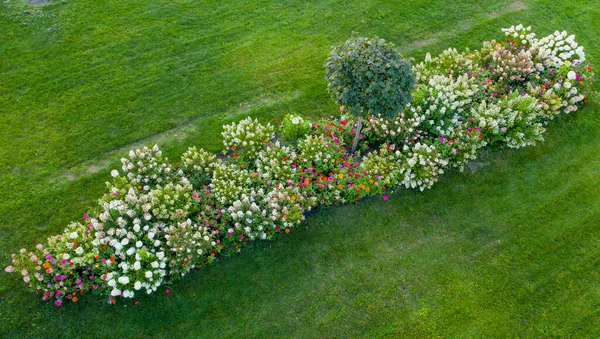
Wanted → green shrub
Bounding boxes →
[324,36,415,119]
[280,114,311,142]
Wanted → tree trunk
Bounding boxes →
[351,116,363,154]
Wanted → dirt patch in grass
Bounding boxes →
[488,0,527,18]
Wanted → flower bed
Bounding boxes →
[5,25,596,306]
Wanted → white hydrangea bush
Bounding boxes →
[119,145,176,191]
[255,142,298,184]
[222,117,275,159]
[400,142,448,191]
[210,161,253,205]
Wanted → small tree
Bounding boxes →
[325,36,415,153]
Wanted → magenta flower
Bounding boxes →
[82,213,88,220]
[440,136,445,143]
[165,289,170,294]
[192,193,198,199]
[54,299,62,307]
[383,196,389,201]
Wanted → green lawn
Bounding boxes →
[1,0,599,337]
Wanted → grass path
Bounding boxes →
[1,0,599,337]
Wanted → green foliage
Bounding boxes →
[280,114,311,142]
[325,36,416,118]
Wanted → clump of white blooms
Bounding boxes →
[179,147,216,189]
[149,183,195,222]
[399,142,448,191]
[222,117,275,159]
[180,147,216,174]
[474,93,545,148]
[210,161,252,205]
[413,74,479,138]
[93,187,169,298]
[363,111,423,147]
[119,145,174,191]
[255,142,297,184]
[359,145,403,182]
[414,47,479,80]
[164,218,215,276]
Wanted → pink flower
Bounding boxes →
[23,275,30,283]
[54,299,62,307]
[192,193,198,199]
[165,289,170,294]
[83,213,88,220]
[20,248,26,254]
[4,266,14,273]
[439,137,445,143]
[36,244,44,251]
[383,196,389,201]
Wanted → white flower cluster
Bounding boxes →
[119,145,175,191]
[222,117,275,158]
[226,189,272,241]
[501,24,536,45]
[414,47,479,80]
[92,187,168,298]
[359,146,402,181]
[364,111,423,146]
[255,142,297,183]
[490,44,534,82]
[210,161,252,205]
[532,30,585,70]
[400,143,448,191]
[164,218,215,276]
[149,182,195,222]
[473,94,544,148]
[226,186,314,241]
[180,146,216,174]
[417,74,479,137]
